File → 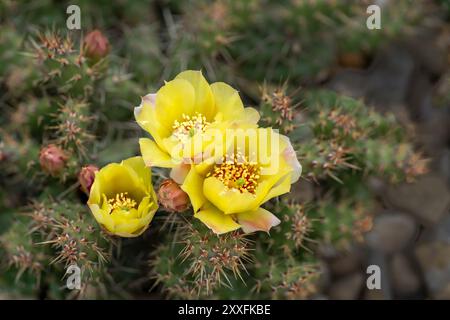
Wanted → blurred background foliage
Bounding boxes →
[0,0,449,299]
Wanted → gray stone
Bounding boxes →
[365,45,416,112]
[316,263,332,290]
[366,212,417,254]
[328,273,364,300]
[363,287,386,300]
[429,214,450,244]
[439,149,450,185]
[415,241,450,298]
[434,283,450,300]
[390,254,421,296]
[327,249,364,277]
[386,173,450,226]
[416,110,450,156]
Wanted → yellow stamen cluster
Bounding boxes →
[208,153,261,194]
[108,192,137,211]
[172,113,210,142]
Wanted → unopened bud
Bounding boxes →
[39,144,68,176]
[78,165,99,194]
[84,30,110,61]
[157,179,190,213]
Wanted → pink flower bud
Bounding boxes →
[84,30,110,61]
[78,165,99,195]
[157,179,190,213]
[39,144,68,176]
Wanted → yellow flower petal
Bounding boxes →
[113,211,155,237]
[280,134,302,183]
[193,157,216,176]
[110,208,139,221]
[175,70,215,120]
[88,163,144,200]
[170,163,191,184]
[210,82,244,121]
[139,138,176,168]
[162,131,213,163]
[156,78,196,129]
[88,203,115,233]
[203,176,264,214]
[194,202,241,235]
[88,172,102,204]
[181,167,207,213]
[241,107,260,125]
[134,93,170,150]
[121,156,151,188]
[236,207,280,233]
[137,195,151,217]
[261,174,292,203]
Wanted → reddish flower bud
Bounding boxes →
[39,144,68,176]
[84,30,110,61]
[157,179,190,213]
[78,165,99,195]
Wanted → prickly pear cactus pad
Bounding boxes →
[1,1,449,301]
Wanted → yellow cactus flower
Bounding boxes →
[87,157,158,237]
[180,128,302,234]
[134,70,259,181]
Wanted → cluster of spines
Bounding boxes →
[48,98,94,160]
[298,90,429,183]
[30,30,105,99]
[150,221,252,298]
[0,220,48,282]
[252,253,320,300]
[265,203,316,257]
[0,200,112,298]
[27,200,110,270]
[259,83,300,134]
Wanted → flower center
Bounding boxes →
[108,192,137,211]
[172,113,210,142]
[208,153,261,194]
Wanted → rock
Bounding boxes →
[316,263,332,290]
[404,67,434,122]
[386,173,450,226]
[328,273,364,300]
[327,249,364,277]
[415,241,450,298]
[405,28,448,77]
[365,45,416,113]
[439,149,450,185]
[435,283,450,300]
[366,212,417,254]
[328,44,417,119]
[363,287,386,300]
[415,110,450,156]
[429,214,450,244]
[390,254,421,297]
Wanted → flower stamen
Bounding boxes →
[108,192,137,211]
[208,152,261,194]
[172,113,210,142]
